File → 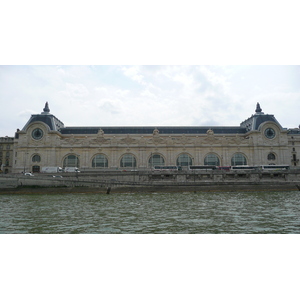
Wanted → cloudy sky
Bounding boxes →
[0,65,299,136]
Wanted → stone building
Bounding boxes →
[11,102,300,173]
[0,136,14,173]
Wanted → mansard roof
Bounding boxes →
[22,102,64,131]
[240,102,283,132]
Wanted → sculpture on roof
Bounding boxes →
[153,128,159,136]
[42,102,50,114]
[255,102,262,113]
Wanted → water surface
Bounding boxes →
[1,191,300,233]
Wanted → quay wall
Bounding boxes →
[1,169,300,193]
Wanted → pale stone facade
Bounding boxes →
[11,102,300,173]
[0,137,14,173]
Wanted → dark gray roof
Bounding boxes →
[22,103,65,131]
[59,126,247,135]
[240,114,282,131]
[22,114,64,131]
[288,129,300,135]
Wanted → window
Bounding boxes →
[32,154,41,163]
[204,154,220,166]
[32,166,40,173]
[267,153,276,161]
[120,154,136,168]
[63,155,80,167]
[149,154,165,168]
[231,153,247,166]
[92,154,108,168]
[177,154,193,167]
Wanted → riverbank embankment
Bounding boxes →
[1,169,300,194]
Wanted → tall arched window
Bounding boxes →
[120,154,136,168]
[92,154,108,168]
[63,155,80,168]
[32,154,41,163]
[204,154,220,166]
[267,153,276,161]
[148,154,165,168]
[177,154,192,167]
[231,153,247,166]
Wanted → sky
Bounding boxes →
[0,65,299,136]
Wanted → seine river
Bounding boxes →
[1,191,300,233]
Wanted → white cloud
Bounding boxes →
[121,66,145,85]
[65,83,90,98]
[0,65,299,136]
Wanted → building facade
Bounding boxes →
[0,137,14,173]
[11,102,300,173]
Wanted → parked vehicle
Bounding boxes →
[42,167,63,173]
[64,167,80,172]
[257,165,290,171]
[24,172,34,176]
[153,166,180,171]
[188,165,217,171]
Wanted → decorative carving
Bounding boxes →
[152,136,164,145]
[120,134,137,145]
[221,136,228,146]
[207,129,214,135]
[178,135,190,145]
[83,136,90,147]
[166,136,174,146]
[61,135,75,145]
[150,130,164,145]
[111,136,118,146]
[98,128,104,136]
[139,136,147,146]
[153,128,159,136]
[193,136,201,146]
[90,130,109,145]
[203,134,216,145]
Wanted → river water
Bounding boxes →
[1,191,300,233]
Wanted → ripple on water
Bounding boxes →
[0,191,300,233]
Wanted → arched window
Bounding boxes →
[120,154,136,168]
[92,154,108,168]
[32,154,41,163]
[177,154,193,167]
[148,154,165,168]
[267,153,276,161]
[204,154,220,166]
[231,153,247,166]
[63,155,80,168]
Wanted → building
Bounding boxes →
[0,136,14,173]
[10,102,300,173]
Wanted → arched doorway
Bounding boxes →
[32,165,40,173]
